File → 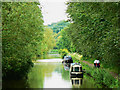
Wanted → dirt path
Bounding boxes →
[81,60,119,79]
[82,60,94,67]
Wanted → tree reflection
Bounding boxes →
[27,62,57,88]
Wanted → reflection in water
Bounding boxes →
[44,72,72,88]
[27,62,60,88]
[71,77,83,88]
[3,59,98,88]
[37,58,62,63]
[27,61,72,88]
[63,63,70,71]
[2,78,29,88]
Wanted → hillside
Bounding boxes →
[48,20,70,33]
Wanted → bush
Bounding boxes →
[59,49,69,59]
[68,53,83,61]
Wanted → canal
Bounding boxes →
[3,58,97,88]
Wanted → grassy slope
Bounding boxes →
[68,53,119,88]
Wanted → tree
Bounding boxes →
[40,27,56,57]
[66,2,119,69]
[48,20,70,33]
[2,2,44,79]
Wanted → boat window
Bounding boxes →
[75,80,79,84]
[80,67,82,71]
[71,67,73,72]
[75,67,79,72]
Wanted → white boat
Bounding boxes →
[70,63,83,78]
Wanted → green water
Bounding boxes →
[3,59,98,88]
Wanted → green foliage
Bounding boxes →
[92,69,116,87]
[48,20,70,49]
[68,53,83,61]
[59,49,69,59]
[71,53,119,88]
[56,28,72,51]
[56,26,76,52]
[48,20,70,33]
[66,2,120,69]
[39,27,56,58]
[2,2,44,79]
[48,49,59,54]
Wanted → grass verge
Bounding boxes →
[69,53,119,88]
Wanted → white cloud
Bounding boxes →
[39,0,68,25]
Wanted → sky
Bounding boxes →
[39,0,68,25]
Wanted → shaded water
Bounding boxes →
[3,58,97,88]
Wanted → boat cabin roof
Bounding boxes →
[71,63,82,67]
[64,56,72,59]
[71,63,81,66]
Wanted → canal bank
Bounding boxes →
[68,53,119,88]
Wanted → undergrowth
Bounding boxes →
[69,53,119,88]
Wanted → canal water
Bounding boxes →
[3,58,97,88]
